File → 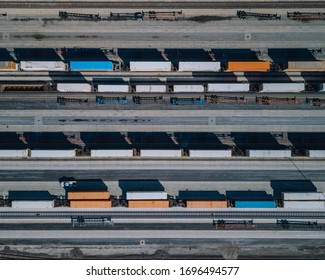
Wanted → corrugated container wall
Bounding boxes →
[130,61,172,72]
[178,61,221,72]
[126,192,168,200]
[57,83,92,92]
[283,201,325,209]
[12,200,54,209]
[128,200,170,208]
[135,85,167,93]
[140,150,182,157]
[189,150,232,158]
[186,200,228,208]
[260,83,305,92]
[70,61,113,71]
[68,191,110,200]
[282,192,325,201]
[207,83,250,92]
[91,150,133,157]
[30,150,75,158]
[0,150,29,157]
[20,61,67,71]
[234,201,276,208]
[309,150,325,158]
[173,85,205,92]
[286,61,325,71]
[97,85,129,93]
[0,61,17,71]
[70,200,112,208]
[247,150,291,158]
[227,61,270,72]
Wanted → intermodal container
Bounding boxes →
[0,150,29,157]
[189,150,232,158]
[91,150,133,157]
[259,83,305,92]
[318,83,325,92]
[68,191,110,200]
[283,201,325,209]
[286,61,325,71]
[178,61,221,72]
[97,85,129,93]
[70,61,113,71]
[227,61,270,72]
[0,61,18,71]
[128,200,169,208]
[135,85,167,93]
[173,85,205,93]
[20,61,67,71]
[282,192,325,201]
[30,150,76,158]
[186,200,228,208]
[126,192,168,200]
[57,83,92,92]
[70,200,112,208]
[12,200,54,209]
[140,149,182,157]
[234,201,276,208]
[246,150,291,158]
[130,61,172,72]
[207,83,250,92]
[309,150,325,158]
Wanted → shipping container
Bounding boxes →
[189,150,232,158]
[135,85,167,93]
[97,84,129,93]
[259,83,305,92]
[318,84,325,92]
[140,150,182,157]
[70,61,113,71]
[0,61,18,71]
[282,192,325,201]
[0,150,29,157]
[286,61,325,71]
[57,83,92,92]
[309,150,325,157]
[68,191,110,200]
[12,200,54,209]
[70,200,111,208]
[130,61,172,72]
[234,201,276,208]
[178,61,221,72]
[128,200,169,208]
[283,201,325,209]
[126,191,168,200]
[207,83,250,92]
[247,150,291,158]
[30,150,76,158]
[186,200,228,208]
[20,61,67,71]
[91,150,133,157]
[227,61,270,72]
[173,85,205,93]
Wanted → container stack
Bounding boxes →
[68,191,111,208]
[126,191,169,208]
[282,192,325,209]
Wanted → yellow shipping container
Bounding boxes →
[227,61,270,72]
[186,200,228,208]
[68,191,110,200]
[128,200,170,208]
[0,61,17,71]
[70,200,111,208]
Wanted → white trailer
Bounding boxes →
[286,61,325,71]
[260,83,305,92]
[97,85,129,93]
[283,201,325,209]
[247,150,292,158]
[178,61,221,72]
[30,150,76,158]
[11,200,54,209]
[282,192,325,201]
[126,191,168,200]
[57,83,92,92]
[309,150,325,158]
[20,61,67,71]
[91,149,133,157]
[189,150,232,158]
[135,85,167,93]
[0,150,29,157]
[140,149,182,157]
[130,61,172,72]
[173,85,205,93]
[207,83,250,92]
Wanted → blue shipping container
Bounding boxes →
[70,61,113,71]
[235,201,276,208]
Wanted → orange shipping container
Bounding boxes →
[227,61,270,72]
[68,191,110,200]
[128,200,169,208]
[186,200,228,208]
[0,61,17,71]
[70,200,111,208]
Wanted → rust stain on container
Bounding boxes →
[0,61,17,71]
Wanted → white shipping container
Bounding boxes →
[91,149,133,157]
[309,150,325,158]
[207,83,250,92]
[173,85,204,93]
[260,83,305,92]
[135,85,167,93]
[126,191,168,200]
[0,150,28,157]
[189,150,232,158]
[286,61,325,71]
[12,200,54,209]
[130,61,172,72]
[57,83,91,92]
[178,61,221,72]
[283,201,325,209]
[30,150,76,158]
[282,192,325,201]
[20,61,66,71]
[247,150,291,158]
[98,84,129,93]
[140,149,182,157]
